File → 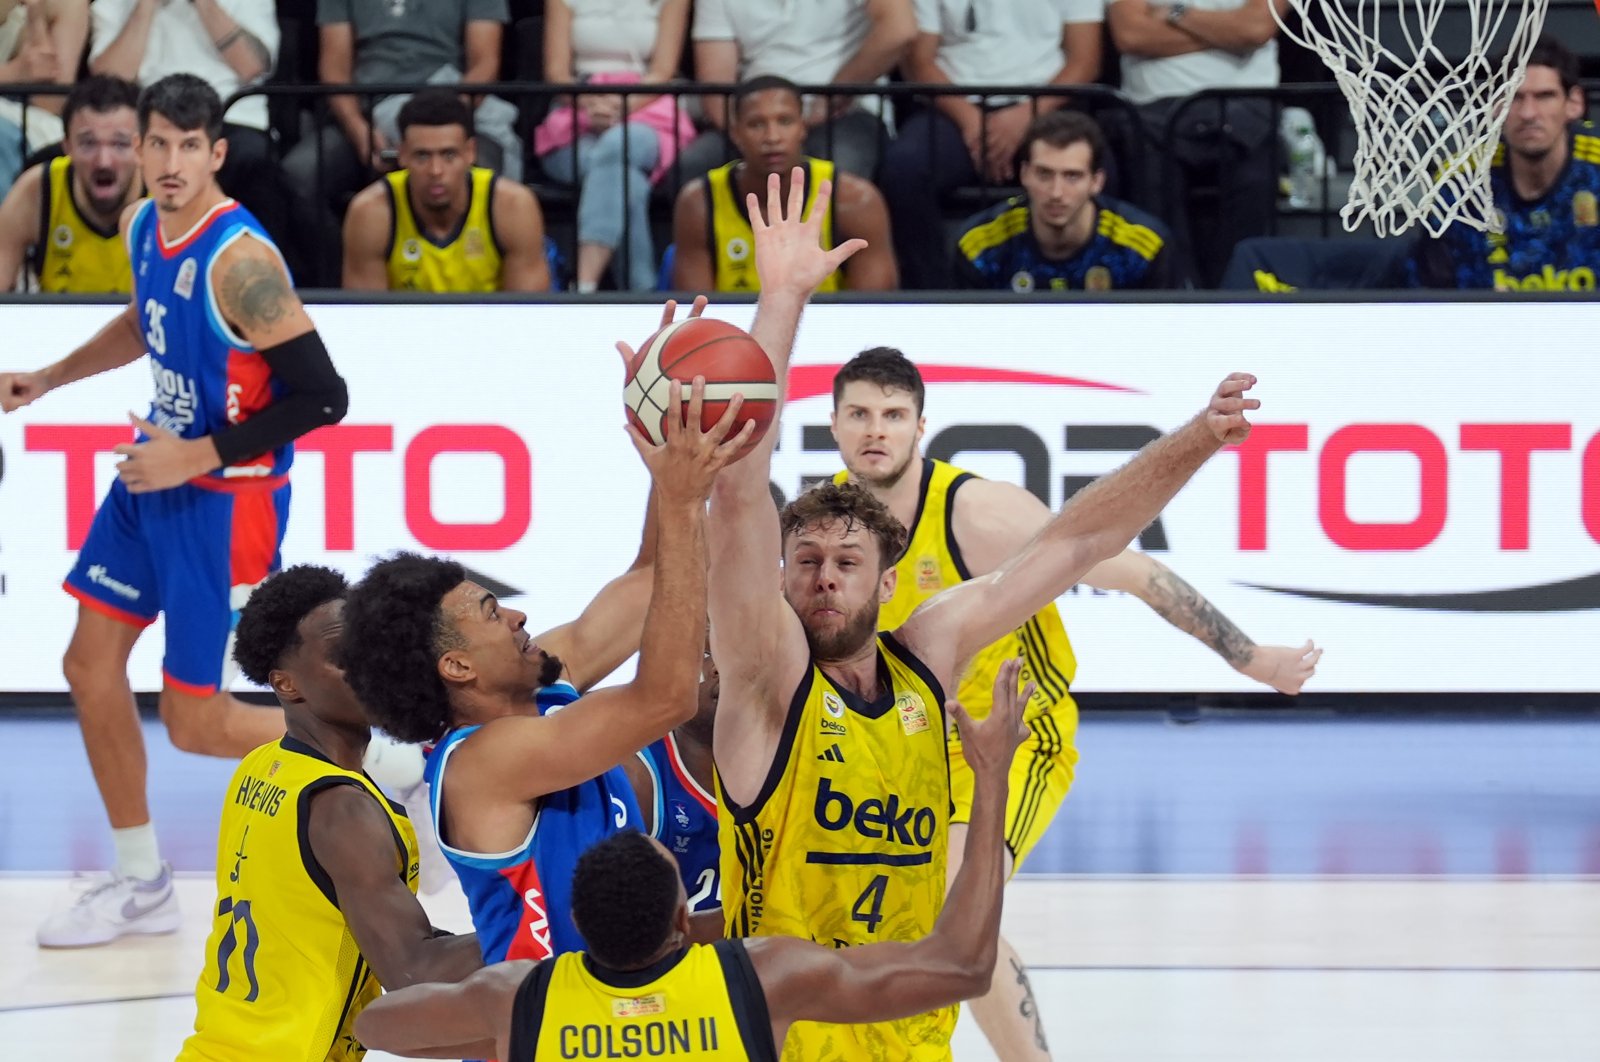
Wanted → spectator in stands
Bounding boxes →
[1105,0,1286,287]
[1406,36,1597,291]
[342,89,550,293]
[88,0,293,265]
[670,75,896,292]
[534,0,693,292]
[0,73,138,291]
[0,0,89,196]
[679,0,915,185]
[879,0,1103,290]
[284,0,509,287]
[954,110,1179,290]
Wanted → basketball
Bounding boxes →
[623,317,778,461]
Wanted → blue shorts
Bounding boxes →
[64,478,291,696]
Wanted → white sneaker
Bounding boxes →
[36,863,181,948]
[395,778,454,896]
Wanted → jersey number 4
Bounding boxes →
[213,896,261,1002]
[851,875,888,933]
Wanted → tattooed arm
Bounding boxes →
[1082,550,1321,695]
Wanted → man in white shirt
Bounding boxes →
[1105,0,1286,285]
[88,0,297,272]
[674,0,915,186]
[878,0,1103,289]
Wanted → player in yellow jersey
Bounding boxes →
[178,565,481,1062]
[342,88,550,293]
[671,76,896,293]
[0,75,142,293]
[829,348,1321,1061]
[355,657,1035,1062]
[706,168,1264,1062]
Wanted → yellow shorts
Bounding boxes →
[947,691,1079,874]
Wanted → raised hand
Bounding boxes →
[1206,373,1259,445]
[0,370,50,413]
[625,377,756,504]
[947,656,1032,788]
[1238,640,1323,696]
[749,167,868,298]
[614,295,710,376]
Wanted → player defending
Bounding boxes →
[2,74,350,948]
[338,368,752,967]
[178,565,481,1061]
[355,657,1035,1062]
[830,348,1319,1060]
[708,167,1262,1060]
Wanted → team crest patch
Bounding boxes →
[916,556,940,591]
[1575,191,1598,228]
[613,994,665,1018]
[51,223,72,249]
[823,692,845,719]
[896,692,930,735]
[401,238,422,263]
[1009,269,1034,293]
[464,228,486,258]
[174,257,197,299]
[1085,265,1112,291]
[726,237,750,262]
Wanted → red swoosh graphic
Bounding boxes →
[786,364,1144,401]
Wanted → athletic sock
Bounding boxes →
[112,823,163,882]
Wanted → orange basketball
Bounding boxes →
[623,318,777,462]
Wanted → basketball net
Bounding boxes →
[1273,0,1553,236]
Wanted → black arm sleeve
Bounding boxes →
[950,247,990,290]
[210,330,349,468]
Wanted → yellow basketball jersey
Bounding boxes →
[835,460,1079,727]
[178,737,420,1062]
[511,942,774,1061]
[718,634,955,1061]
[706,158,840,293]
[384,166,503,292]
[33,156,131,294]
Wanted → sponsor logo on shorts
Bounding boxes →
[85,564,140,601]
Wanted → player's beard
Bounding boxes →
[854,448,917,491]
[537,651,564,687]
[803,597,881,662]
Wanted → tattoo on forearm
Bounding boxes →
[219,256,290,332]
[1011,957,1048,1053]
[1145,566,1254,667]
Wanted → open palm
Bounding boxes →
[750,167,868,297]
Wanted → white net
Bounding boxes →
[1273,0,1553,236]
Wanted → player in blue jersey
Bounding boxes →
[1406,37,1600,291]
[338,340,752,968]
[622,641,720,914]
[954,111,1180,293]
[1,74,351,948]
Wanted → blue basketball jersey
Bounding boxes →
[128,197,292,482]
[636,732,720,912]
[424,683,643,964]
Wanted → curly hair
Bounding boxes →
[779,481,907,571]
[337,553,467,744]
[233,566,349,687]
[570,832,682,969]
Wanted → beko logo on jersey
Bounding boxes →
[813,777,936,847]
[85,564,140,601]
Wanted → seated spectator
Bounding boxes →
[680,0,915,183]
[534,0,693,292]
[954,111,1179,290]
[1406,37,1597,291]
[670,76,896,292]
[342,88,550,293]
[880,0,1103,290]
[0,0,89,195]
[0,73,138,291]
[1105,0,1285,287]
[285,0,509,287]
[88,0,294,269]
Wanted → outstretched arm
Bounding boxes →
[751,660,1031,1038]
[904,374,1260,677]
[1084,550,1321,694]
[353,960,530,1061]
[707,172,867,798]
